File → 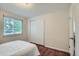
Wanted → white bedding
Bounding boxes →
[0,40,40,56]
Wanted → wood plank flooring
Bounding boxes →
[36,44,70,56]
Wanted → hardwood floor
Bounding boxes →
[36,44,70,56]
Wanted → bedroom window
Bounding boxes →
[3,16,22,35]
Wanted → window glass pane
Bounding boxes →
[14,20,22,33]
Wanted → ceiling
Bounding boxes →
[0,3,71,18]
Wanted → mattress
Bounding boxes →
[0,40,40,56]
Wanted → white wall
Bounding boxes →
[29,9,69,52]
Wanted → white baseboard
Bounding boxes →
[45,45,69,53]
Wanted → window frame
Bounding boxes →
[3,16,23,36]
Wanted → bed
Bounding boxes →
[0,40,40,56]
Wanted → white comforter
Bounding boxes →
[0,40,40,56]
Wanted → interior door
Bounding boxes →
[69,18,75,56]
[30,20,44,45]
[69,5,75,56]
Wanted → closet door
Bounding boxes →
[30,20,44,45]
[44,13,69,52]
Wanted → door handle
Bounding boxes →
[69,37,74,40]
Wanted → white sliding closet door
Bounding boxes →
[30,20,44,45]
